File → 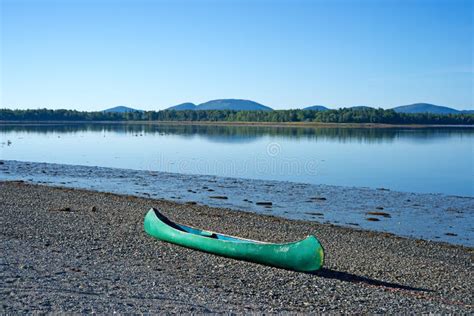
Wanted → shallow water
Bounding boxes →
[1,160,473,246]
[0,123,473,196]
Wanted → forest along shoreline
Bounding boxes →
[1,120,474,128]
[1,181,472,313]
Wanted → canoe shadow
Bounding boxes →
[309,268,431,292]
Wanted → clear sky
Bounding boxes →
[1,0,472,111]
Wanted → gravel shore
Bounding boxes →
[1,181,473,313]
[3,160,472,246]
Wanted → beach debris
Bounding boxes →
[256,201,272,206]
[445,232,458,236]
[366,211,391,218]
[377,187,390,191]
[185,201,197,205]
[446,207,463,214]
[305,212,324,216]
[11,180,24,184]
[209,196,228,199]
[91,206,97,212]
[48,207,73,212]
[366,217,380,221]
[309,197,327,201]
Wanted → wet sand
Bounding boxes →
[1,181,472,313]
[2,160,473,246]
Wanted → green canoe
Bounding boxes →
[144,208,324,272]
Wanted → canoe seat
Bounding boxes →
[200,230,218,239]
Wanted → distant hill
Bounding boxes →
[102,102,472,115]
[197,99,273,111]
[103,106,142,113]
[347,106,375,110]
[304,105,329,111]
[166,99,273,111]
[167,102,197,111]
[392,103,460,114]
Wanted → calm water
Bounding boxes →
[1,123,473,196]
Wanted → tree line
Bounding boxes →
[1,108,473,125]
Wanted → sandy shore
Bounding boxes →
[1,181,473,313]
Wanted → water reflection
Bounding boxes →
[1,123,472,144]
[1,123,473,196]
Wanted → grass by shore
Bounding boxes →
[1,181,472,313]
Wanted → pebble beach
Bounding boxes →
[2,160,472,246]
[1,181,472,313]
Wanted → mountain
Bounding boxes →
[103,106,142,113]
[197,99,272,111]
[347,106,375,110]
[162,100,473,114]
[392,103,460,114]
[304,105,329,111]
[166,99,273,111]
[167,102,197,111]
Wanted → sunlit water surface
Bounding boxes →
[1,123,473,196]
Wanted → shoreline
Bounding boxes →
[1,181,472,313]
[4,179,472,251]
[2,160,473,247]
[1,120,473,128]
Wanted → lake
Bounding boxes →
[1,123,473,196]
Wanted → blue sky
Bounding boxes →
[1,0,472,110]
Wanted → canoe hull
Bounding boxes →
[144,208,324,272]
